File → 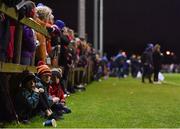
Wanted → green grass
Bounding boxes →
[6,74,180,128]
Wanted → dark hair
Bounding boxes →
[21,70,35,87]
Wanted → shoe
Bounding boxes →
[64,94,68,98]
[153,81,162,84]
[43,119,57,127]
[51,119,57,127]
[21,119,30,124]
[39,110,46,118]
[47,113,59,120]
[63,107,71,114]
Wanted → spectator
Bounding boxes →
[14,71,46,122]
[49,68,71,114]
[21,25,36,65]
[153,44,163,84]
[141,43,154,83]
[35,5,52,64]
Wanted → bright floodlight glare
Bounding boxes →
[166,51,170,55]
[171,52,174,56]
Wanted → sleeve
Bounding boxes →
[60,87,65,103]
[22,90,39,109]
[48,86,55,97]
[48,95,54,107]
[23,26,36,52]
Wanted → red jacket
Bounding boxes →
[48,83,65,103]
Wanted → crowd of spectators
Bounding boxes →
[0,1,105,125]
[1,0,180,126]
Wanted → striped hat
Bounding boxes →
[37,64,51,77]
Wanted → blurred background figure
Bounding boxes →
[153,44,163,84]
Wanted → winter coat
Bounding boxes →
[21,26,36,58]
[14,88,39,119]
[141,50,153,65]
[153,51,162,69]
[35,76,53,107]
[48,82,65,103]
[35,18,47,63]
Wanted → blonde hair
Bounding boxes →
[36,6,52,21]
[153,44,161,52]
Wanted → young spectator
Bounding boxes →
[49,68,71,114]
[14,71,50,123]
[36,64,58,119]
[36,64,64,119]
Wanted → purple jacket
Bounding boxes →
[21,26,36,58]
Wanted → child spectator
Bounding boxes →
[14,71,48,123]
[36,64,63,119]
[49,68,71,114]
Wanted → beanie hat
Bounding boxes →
[51,68,62,78]
[147,43,153,48]
[37,60,46,66]
[37,3,44,7]
[55,20,65,30]
[21,71,35,87]
[146,43,154,51]
[37,65,51,77]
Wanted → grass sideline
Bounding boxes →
[5,73,180,128]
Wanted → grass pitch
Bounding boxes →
[6,74,180,128]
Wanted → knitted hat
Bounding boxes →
[37,60,46,66]
[51,68,62,78]
[146,43,154,51]
[37,65,51,77]
[21,71,35,87]
[147,43,153,48]
[37,3,44,7]
[55,20,65,30]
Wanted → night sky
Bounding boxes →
[36,0,180,62]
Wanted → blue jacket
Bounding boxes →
[35,76,53,107]
[14,88,39,118]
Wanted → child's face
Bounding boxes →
[26,79,36,89]
[51,76,60,84]
[41,75,51,84]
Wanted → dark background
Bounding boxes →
[36,0,180,62]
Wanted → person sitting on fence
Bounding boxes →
[49,68,71,114]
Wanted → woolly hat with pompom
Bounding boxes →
[51,68,63,78]
[55,20,65,30]
[37,64,51,77]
